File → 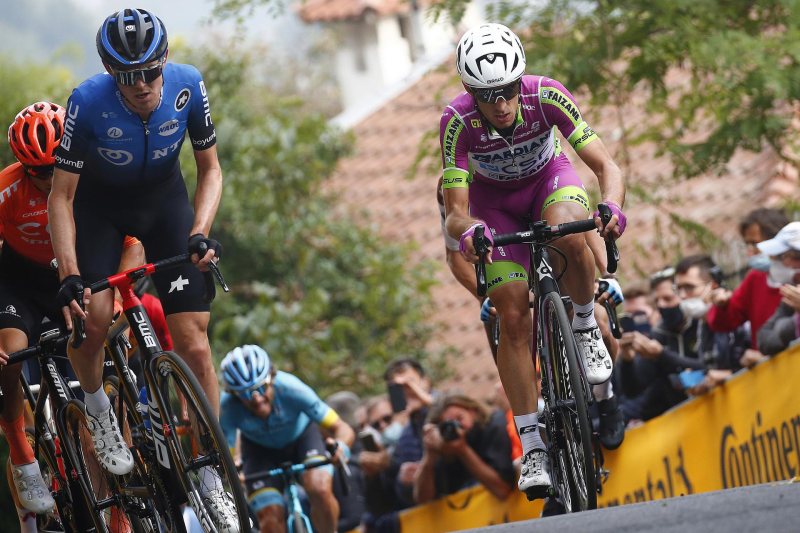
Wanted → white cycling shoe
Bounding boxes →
[11,461,56,514]
[203,489,239,533]
[86,406,134,476]
[573,326,613,385]
[518,450,551,499]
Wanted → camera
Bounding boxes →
[438,419,462,442]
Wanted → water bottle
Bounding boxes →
[138,386,151,433]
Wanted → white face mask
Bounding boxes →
[381,421,404,447]
[767,259,800,288]
[679,282,712,319]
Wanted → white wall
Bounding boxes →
[376,16,413,86]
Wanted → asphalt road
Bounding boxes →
[463,481,800,533]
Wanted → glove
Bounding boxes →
[459,222,494,254]
[593,201,627,236]
[599,278,624,305]
[188,234,223,261]
[480,297,494,323]
[56,275,85,310]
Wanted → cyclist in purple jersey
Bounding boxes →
[440,23,627,497]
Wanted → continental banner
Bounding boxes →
[398,347,800,531]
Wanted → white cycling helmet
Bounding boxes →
[456,23,526,89]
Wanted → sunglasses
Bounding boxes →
[370,414,393,430]
[231,380,272,402]
[470,79,522,104]
[112,59,165,86]
[24,164,54,179]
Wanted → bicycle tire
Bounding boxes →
[61,399,143,533]
[104,375,187,533]
[32,433,77,533]
[542,293,597,511]
[154,351,251,533]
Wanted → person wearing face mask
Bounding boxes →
[706,209,788,367]
[756,226,800,356]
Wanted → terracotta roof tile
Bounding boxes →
[325,63,795,399]
[297,0,410,23]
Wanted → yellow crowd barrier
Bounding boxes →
[398,346,800,531]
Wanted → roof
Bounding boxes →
[297,0,410,23]
[323,62,796,399]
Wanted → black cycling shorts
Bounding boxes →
[241,422,332,511]
[73,174,210,316]
[0,246,64,343]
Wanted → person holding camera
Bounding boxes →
[413,391,515,504]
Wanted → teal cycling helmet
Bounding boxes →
[221,345,272,401]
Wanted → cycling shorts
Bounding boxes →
[73,175,210,316]
[242,422,333,512]
[0,246,64,343]
[469,154,590,294]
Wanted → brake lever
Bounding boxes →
[597,204,619,274]
[197,241,229,293]
[71,297,87,349]
[474,226,488,298]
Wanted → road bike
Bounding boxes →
[70,251,251,533]
[473,204,619,512]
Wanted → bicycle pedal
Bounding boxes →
[524,485,552,502]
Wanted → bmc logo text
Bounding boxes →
[199,81,212,127]
[61,102,79,151]
[132,311,157,348]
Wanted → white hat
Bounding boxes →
[757,221,800,256]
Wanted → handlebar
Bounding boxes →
[474,205,621,297]
[7,331,72,366]
[244,441,351,496]
[70,252,229,349]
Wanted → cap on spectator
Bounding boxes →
[756,221,800,256]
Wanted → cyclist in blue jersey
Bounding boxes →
[48,8,235,531]
[220,346,355,533]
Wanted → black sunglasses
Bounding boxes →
[370,414,393,430]
[113,59,165,86]
[24,164,54,179]
[470,79,522,104]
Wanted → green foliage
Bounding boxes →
[171,43,446,398]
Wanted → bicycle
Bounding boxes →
[68,251,251,533]
[8,328,144,533]
[243,442,349,533]
[473,203,619,512]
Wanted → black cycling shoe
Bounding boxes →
[598,395,625,450]
[540,497,566,517]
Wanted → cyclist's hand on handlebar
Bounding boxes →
[593,201,626,240]
[597,278,624,308]
[57,275,91,329]
[325,438,348,467]
[460,222,493,265]
[188,233,222,272]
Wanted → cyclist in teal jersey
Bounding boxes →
[440,23,627,496]
[220,346,355,533]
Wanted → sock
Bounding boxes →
[572,301,597,331]
[200,466,223,495]
[514,413,545,455]
[593,380,614,402]
[83,386,111,416]
[17,505,37,533]
[0,415,34,465]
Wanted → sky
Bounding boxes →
[0,0,308,78]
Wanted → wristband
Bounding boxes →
[459,222,493,254]
[594,201,627,236]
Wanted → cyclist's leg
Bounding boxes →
[295,423,337,533]
[241,436,286,533]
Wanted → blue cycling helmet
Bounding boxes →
[96,8,168,67]
[221,345,272,401]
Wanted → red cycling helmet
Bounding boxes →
[8,102,66,167]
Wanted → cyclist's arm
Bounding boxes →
[190,145,222,240]
[319,410,355,447]
[49,168,81,279]
[577,139,625,210]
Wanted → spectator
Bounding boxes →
[708,208,788,367]
[413,391,515,504]
[359,396,404,520]
[756,223,800,355]
[492,380,523,467]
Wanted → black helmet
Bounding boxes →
[96,8,168,67]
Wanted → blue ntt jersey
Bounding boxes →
[220,371,334,450]
[54,63,216,193]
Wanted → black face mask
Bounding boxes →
[659,306,684,331]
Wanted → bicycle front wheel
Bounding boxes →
[542,293,597,512]
[153,351,250,533]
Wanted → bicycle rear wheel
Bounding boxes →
[154,351,250,533]
[541,293,597,512]
[31,431,77,533]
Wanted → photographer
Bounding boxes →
[413,391,515,504]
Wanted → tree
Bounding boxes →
[173,43,447,397]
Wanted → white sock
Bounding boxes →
[17,505,37,533]
[572,301,597,331]
[514,413,545,455]
[200,466,223,495]
[83,386,111,416]
[593,380,614,402]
